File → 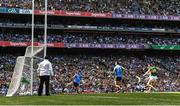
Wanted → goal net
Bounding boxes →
[6,46,44,96]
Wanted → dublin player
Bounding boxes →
[113,62,125,93]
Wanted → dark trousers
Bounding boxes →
[38,76,50,96]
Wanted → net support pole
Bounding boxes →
[31,0,35,95]
[44,0,48,58]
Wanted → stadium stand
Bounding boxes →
[0,0,179,96]
[0,33,179,45]
[0,0,180,15]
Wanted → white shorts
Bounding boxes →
[149,76,158,80]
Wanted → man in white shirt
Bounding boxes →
[37,56,54,96]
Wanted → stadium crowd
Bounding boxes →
[0,54,15,95]
[0,53,179,95]
[64,33,180,45]
[0,19,178,30]
[0,33,179,45]
[0,0,180,16]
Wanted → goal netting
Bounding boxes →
[6,46,44,96]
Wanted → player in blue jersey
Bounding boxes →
[113,62,125,93]
[73,71,82,93]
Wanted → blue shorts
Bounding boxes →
[73,82,79,87]
[116,77,122,81]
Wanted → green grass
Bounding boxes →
[0,93,180,105]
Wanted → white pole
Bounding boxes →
[31,0,35,95]
[44,0,48,58]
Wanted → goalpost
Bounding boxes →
[6,46,44,96]
[6,0,48,96]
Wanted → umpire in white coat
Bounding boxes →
[37,56,54,96]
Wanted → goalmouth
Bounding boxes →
[6,46,44,96]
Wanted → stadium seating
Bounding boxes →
[0,0,179,15]
[0,33,179,45]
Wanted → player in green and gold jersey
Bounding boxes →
[143,64,158,92]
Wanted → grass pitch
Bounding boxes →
[0,93,180,105]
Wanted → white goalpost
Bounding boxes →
[30,0,34,96]
[6,46,44,96]
[6,0,48,96]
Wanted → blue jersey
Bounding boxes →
[114,65,123,77]
[73,73,82,85]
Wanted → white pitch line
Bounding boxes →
[151,92,180,94]
[84,96,119,99]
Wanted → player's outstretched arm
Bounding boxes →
[143,69,150,76]
[122,66,126,70]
